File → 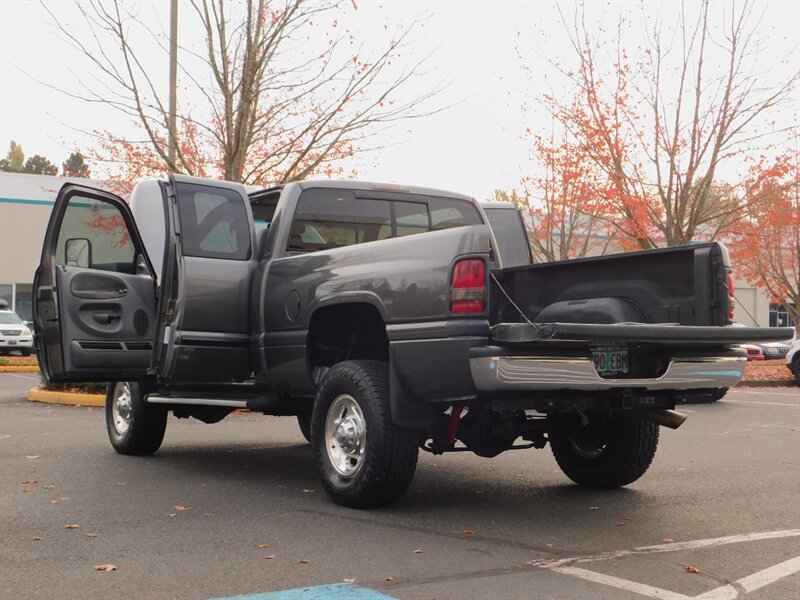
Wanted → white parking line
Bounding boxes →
[528,529,800,569]
[552,566,691,600]
[554,557,800,600]
[724,399,800,408]
[730,389,799,397]
[696,556,800,600]
[532,530,800,600]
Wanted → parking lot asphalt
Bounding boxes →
[1,372,798,600]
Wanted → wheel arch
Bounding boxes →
[307,301,389,373]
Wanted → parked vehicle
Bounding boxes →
[741,344,765,361]
[32,176,792,508]
[787,340,800,383]
[0,309,33,356]
[756,341,792,361]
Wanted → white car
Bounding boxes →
[787,339,800,384]
[0,310,33,356]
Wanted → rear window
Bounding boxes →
[288,189,482,253]
[177,183,251,260]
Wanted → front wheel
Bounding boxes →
[311,360,420,508]
[793,359,800,384]
[105,382,167,456]
[549,413,659,488]
[296,411,312,444]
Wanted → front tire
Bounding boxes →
[296,411,312,444]
[105,382,167,456]
[21,348,32,357]
[311,360,420,508]
[793,359,800,384]
[549,413,659,488]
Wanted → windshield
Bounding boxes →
[0,312,23,325]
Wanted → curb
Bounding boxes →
[735,380,797,388]
[27,387,105,407]
[0,366,40,373]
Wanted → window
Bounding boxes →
[55,196,136,274]
[288,189,484,253]
[769,303,796,328]
[177,184,251,260]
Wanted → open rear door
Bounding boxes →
[154,174,256,383]
[33,184,158,382]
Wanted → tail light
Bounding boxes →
[451,258,486,314]
[727,272,735,320]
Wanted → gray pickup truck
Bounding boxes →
[33,175,790,508]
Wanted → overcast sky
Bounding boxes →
[1,0,798,200]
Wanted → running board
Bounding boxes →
[146,396,247,408]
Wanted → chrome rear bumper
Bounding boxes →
[470,354,746,392]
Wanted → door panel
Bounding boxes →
[33,184,158,382]
[56,266,156,372]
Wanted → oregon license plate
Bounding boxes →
[591,346,628,376]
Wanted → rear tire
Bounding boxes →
[312,360,419,508]
[105,382,167,456]
[549,413,659,488]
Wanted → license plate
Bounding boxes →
[591,346,628,376]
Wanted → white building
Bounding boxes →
[0,171,791,331]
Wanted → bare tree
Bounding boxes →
[46,0,442,185]
[533,0,798,248]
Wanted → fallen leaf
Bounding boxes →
[302,489,316,494]
[384,576,394,582]
[684,565,701,574]
[589,506,600,511]
[85,533,100,538]
[616,521,627,527]
[545,543,554,548]
[343,578,355,583]
[203,513,214,517]
[43,484,57,489]
[413,548,424,554]
[265,554,276,560]
[33,536,44,541]
[22,489,31,493]
[256,543,271,549]
[94,564,118,572]
[21,479,38,484]
[173,505,191,511]
[25,455,40,459]
[166,513,177,518]
[297,559,310,564]
[661,537,675,543]
[462,529,477,535]
[65,524,80,529]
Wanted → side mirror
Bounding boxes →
[65,238,92,268]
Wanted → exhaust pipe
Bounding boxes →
[642,409,688,430]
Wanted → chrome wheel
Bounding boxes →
[325,394,366,478]
[111,382,133,436]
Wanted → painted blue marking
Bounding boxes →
[208,583,398,600]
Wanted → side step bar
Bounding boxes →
[147,396,247,408]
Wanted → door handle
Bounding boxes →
[92,313,121,325]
